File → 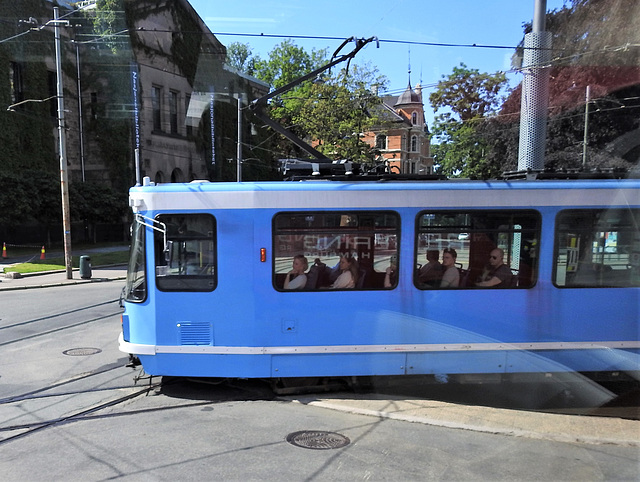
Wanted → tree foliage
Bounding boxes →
[0,172,127,226]
[0,0,57,174]
[429,63,507,177]
[231,40,388,161]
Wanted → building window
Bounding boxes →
[9,62,24,104]
[152,86,162,131]
[47,71,57,118]
[169,90,178,134]
[410,135,418,152]
[411,112,417,125]
[185,94,192,136]
[375,134,387,150]
[554,208,640,288]
[273,211,400,290]
[90,92,98,120]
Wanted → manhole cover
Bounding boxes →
[62,347,102,356]
[286,431,350,450]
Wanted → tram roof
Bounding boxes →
[131,176,640,194]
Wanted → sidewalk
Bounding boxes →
[287,393,640,447]
[0,265,127,290]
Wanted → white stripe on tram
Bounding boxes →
[119,336,640,356]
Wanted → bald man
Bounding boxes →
[476,248,513,288]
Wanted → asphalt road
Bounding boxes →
[0,281,638,481]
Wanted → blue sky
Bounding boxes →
[190,0,568,123]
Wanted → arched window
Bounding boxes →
[411,112,417,125]
[171,168,184,183]
[155,171,164,184]
[410,135,418,152]
[375,134,387,150]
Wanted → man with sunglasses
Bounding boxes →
[476,248,513,288]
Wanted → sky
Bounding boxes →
[189,0,569,125]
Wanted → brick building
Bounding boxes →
[363,82,434,174]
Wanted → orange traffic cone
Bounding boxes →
[2,242,6,259]
[40,246,46,260]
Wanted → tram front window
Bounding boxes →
[154,214,217,291]
[125,220,146,302]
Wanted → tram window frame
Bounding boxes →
[124,219,147,303]
[553,208,640,288]
[414,210,541,289]
[154,213,217,292]
[272,211,401,291]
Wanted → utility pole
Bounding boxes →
[53,7,73,279]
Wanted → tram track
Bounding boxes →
[0,382,161,445]
[0,362,127,404]
[0,299,120,332]
[0,311,123,347]
[0,375,279,446]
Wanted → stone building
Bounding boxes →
[2,0,268,188]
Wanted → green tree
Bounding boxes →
[294,63,386,162]
[235,40,388,162]
[226,42,258,75]
[429,63,507,177]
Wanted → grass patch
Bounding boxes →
[4,250,129,274]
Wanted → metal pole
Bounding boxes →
[135,148,141,186]
[582,85,591,168]
[237,94,244,182]
[517,0,551,171]
[54,7,73,279]
[75,41,85,182]
[532,0,547,31]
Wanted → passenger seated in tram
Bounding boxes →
[417,249,444,287]
[330,255,359,289]
[284,254,309,290]
[384,254,398,288]
[440,248,460,288]
[475,248,512,288]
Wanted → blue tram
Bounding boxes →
[119,177,640,380]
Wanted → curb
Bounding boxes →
[287,396,640,447]
[0,276,127,291]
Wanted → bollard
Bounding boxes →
[79,255,92,279]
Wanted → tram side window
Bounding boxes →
[554,209,640,288]
[415,210,540,289]
[154,214,216,291]
[125,220,146,302]
[273,211,400,290]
